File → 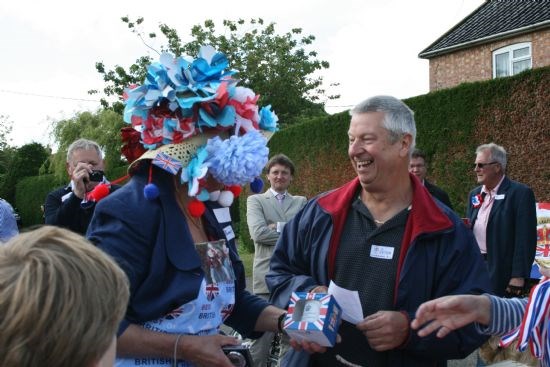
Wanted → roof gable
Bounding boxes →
[419,0,550,59]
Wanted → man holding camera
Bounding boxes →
[44,138,118,235]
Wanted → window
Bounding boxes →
[493,42,532,78]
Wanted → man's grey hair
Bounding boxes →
[350,95,416,153]
[66,139,102,162]
[476,143,507,171]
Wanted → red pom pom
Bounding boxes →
[88,183,110,202]
[227,185,242,198]
[188,199,206,217]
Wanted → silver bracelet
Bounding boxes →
[173,334,184,367]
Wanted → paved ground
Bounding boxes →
[449,352,478,367]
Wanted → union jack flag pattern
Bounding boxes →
[220,304,234,321]
[500,277,550,365]
[165,306,183,320]
[205,283,219,301]
[152,151,182,175]
[536,243,550,258]
[284,292,341,347]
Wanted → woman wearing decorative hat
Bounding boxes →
[87,46,287,366]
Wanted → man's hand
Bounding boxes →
[71,162,94,199]
[310,285,328,293]
[179,334,241,367]
[289,338,328,354]
[357,311,409,351]
[411,294,491,338]
[506,277,525,297]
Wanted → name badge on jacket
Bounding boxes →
[370,245,394,260]
[223,225,235,241]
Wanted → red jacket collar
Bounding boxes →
[318,174,451,232]
[317,174,453,280]
[406,173,453,238]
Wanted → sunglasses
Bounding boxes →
[473,161,498,169]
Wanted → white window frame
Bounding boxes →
[492,42,532,78]
[493,42,533,79]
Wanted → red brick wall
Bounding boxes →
[428,28,550,91]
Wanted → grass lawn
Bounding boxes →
[237,243,254,277]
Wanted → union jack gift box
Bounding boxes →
[283,292,342,347]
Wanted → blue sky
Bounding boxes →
[0,0,484,148]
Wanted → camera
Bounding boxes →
[88,170,104,182]
[222,345,252,367]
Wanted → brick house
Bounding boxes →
[419,0,550,91]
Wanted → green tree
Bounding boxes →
[90,17,339,124]
[49,109,125,181]
[0,115,13,151]
[0,147,16,196]
[0,115,16,199]
[0,143,49,204]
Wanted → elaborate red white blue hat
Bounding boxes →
[121,45,278,216]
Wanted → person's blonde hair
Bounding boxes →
[0,226,129,367]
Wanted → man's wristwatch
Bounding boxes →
[277,312,287,334]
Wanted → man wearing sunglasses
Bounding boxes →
[466,143,537,297]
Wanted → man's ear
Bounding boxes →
[65,161,72,177]
[399,134,413,158]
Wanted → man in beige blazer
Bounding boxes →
[247,153,307,367]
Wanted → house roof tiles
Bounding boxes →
[419,0,550,58]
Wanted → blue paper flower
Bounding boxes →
[180,146,209,196]
[259,105,279,132]
[204,130,269,185]
[123,46,237,141]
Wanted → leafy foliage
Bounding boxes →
[16,174,61,227]
[90,17,339,123]
[406,66,550,213]
[0,143,50,204]
[0,115,15,186]
[0,115,13,151]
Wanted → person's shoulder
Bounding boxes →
[0,198,13,209]
[506,177,534,193]
[288,192,306,200]
[468,185,482,195]
[246,192,266,203]
[109,183,123,192]
[96,180,143,209]
[316,178,359,206]
[48,185,69,195]
[45,186,71,202]
[94,180,162,226]
[425,180,444,193]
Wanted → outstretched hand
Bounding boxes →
[411,294,492,338]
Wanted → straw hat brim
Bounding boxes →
[128,129,275,174]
